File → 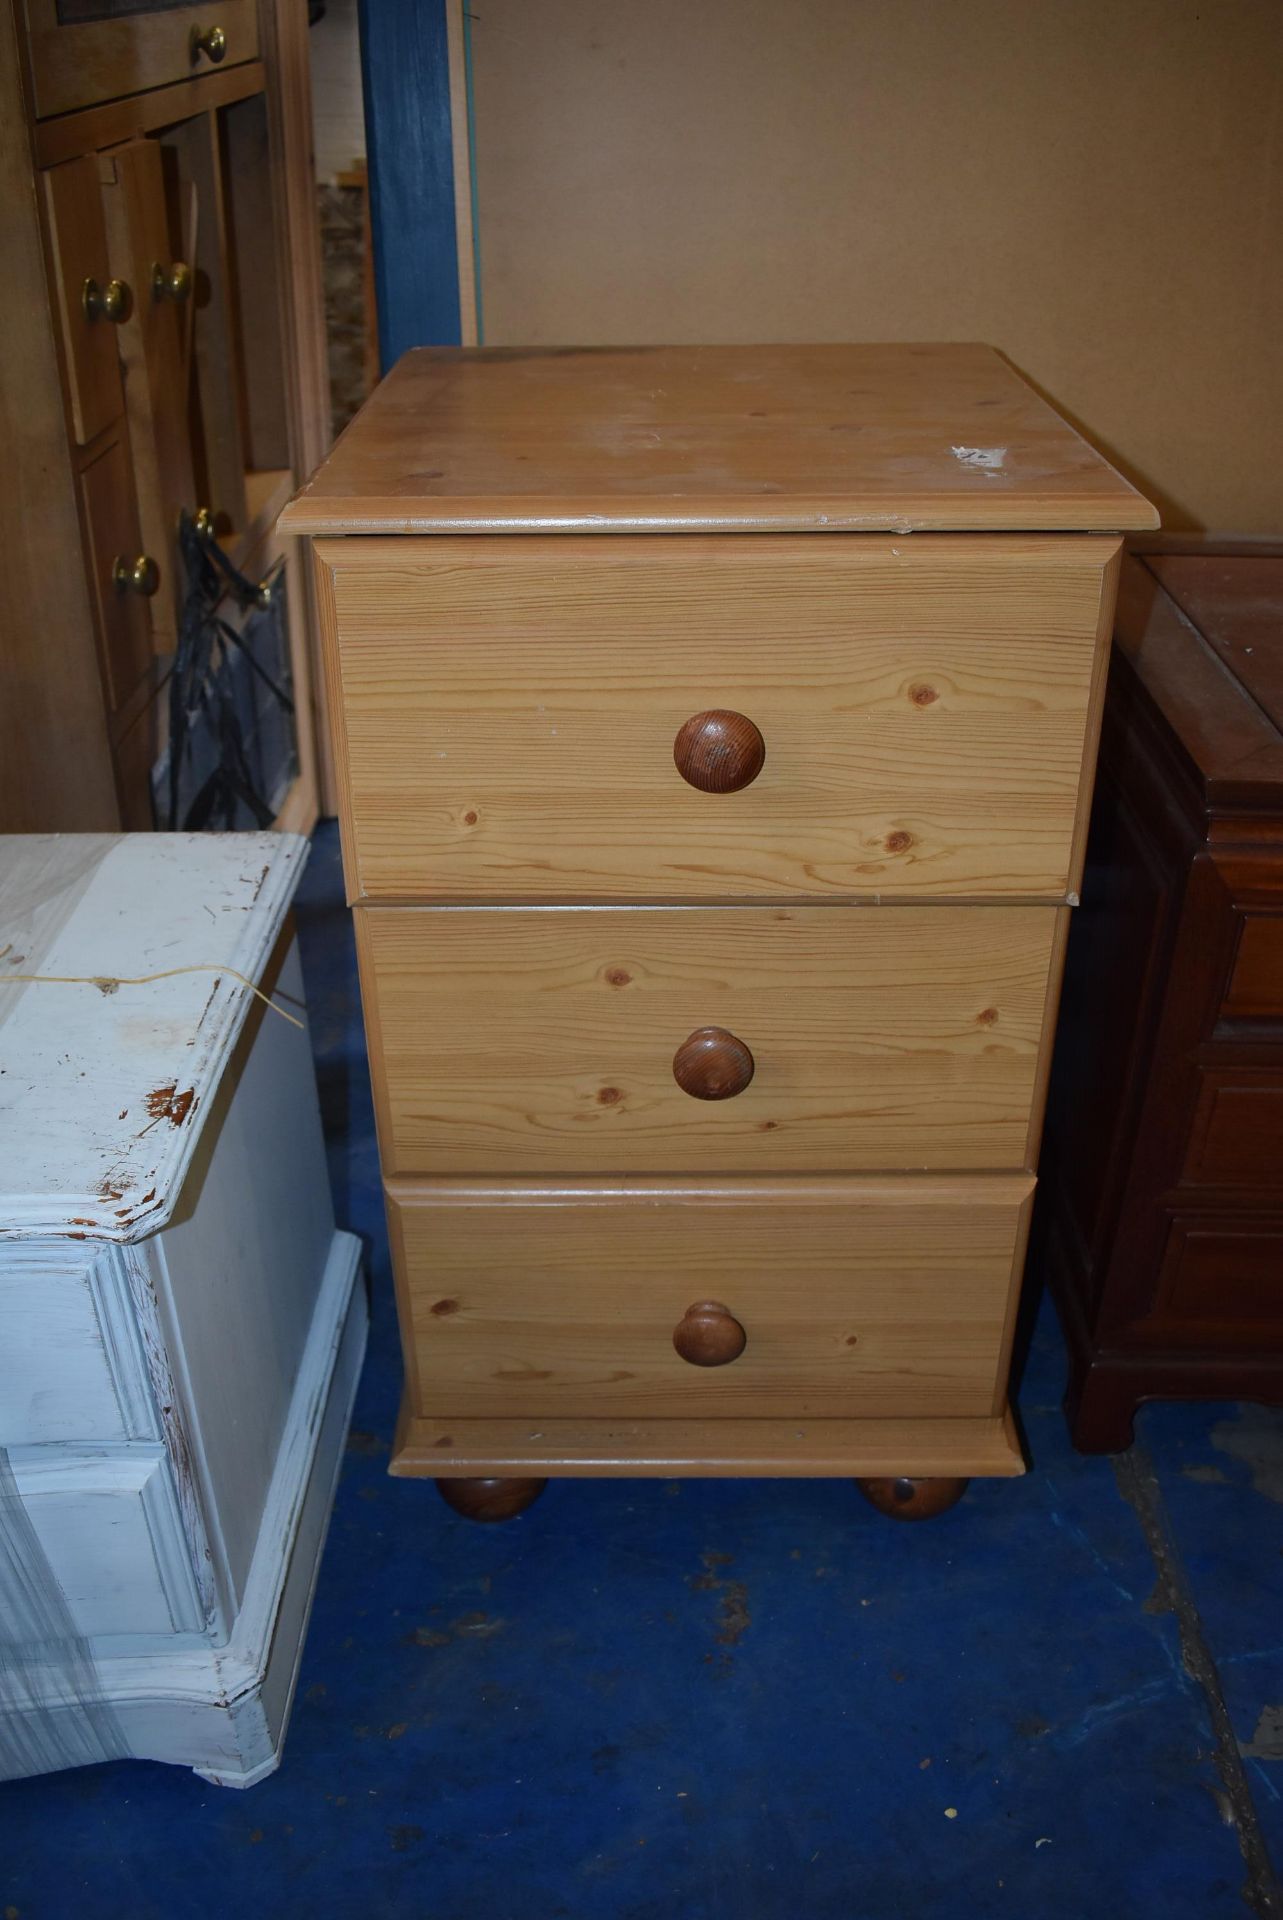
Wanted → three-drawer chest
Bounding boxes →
[280,344,1156,1521]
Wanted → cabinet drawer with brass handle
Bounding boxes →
[357,903,1064,1177]
[390,1174,1035,1421]
[317,531,1118,905]
[23,1,258,120]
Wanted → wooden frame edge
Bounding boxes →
[1066,538,1124,902]
[33,59,266,169]
[389,1401,1027,1480]
[308,541,359,896]
[1023,904,1072,1170]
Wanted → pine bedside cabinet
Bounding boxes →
[280,344,1156,1523]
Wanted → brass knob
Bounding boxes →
[190,503,269,606]
[153,261,193,302]
[672,1026,755,1101]
[113,554,159,597]
[674,709,765,793]
[673,1301,747,1368]
[81,276,130,324]
[190,23,227,63]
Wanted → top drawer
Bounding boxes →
[23,0,258,120]
[317,533,1118,905]
[1223,912,1283,1023]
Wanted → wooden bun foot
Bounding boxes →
[854,1475,969,1521]
[435,1476,547,1523]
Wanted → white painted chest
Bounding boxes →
[0,834,365,1786]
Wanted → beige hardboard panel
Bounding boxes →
[468,0,1282,532]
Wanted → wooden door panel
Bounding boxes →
[78,430,152,710]
[100,136,196,650]
[43,154,124,443]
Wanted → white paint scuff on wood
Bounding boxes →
[950,445,1008,474]
[0,834,307,1240]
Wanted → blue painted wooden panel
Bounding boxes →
[358,0,462,368]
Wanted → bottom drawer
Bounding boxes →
[390,1175,1034,1421]
[1150,1212,1283,1344]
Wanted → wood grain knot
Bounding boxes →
[673,710,766,794]
[884,829,914,854]
[908,682,939,706]
[672,1027,755,1100]
[605,967,631,987]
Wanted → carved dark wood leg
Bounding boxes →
[1064,1358,1142,1454]
[435,1476,548,1522]
[854,1475,969,1520]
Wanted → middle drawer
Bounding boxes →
[358,904,1062,1176]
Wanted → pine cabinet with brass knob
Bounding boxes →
[23,4,257,119]
[99,136,198,652]
[6,0,329,840]
[282,344,1157,1518]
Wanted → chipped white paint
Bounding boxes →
[951,445,1008,472]
[0,834,305,1240]
[0,835,366,1786]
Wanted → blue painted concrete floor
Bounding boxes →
[5,820,1282,1919]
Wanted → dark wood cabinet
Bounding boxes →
[1037,552,1283,1451]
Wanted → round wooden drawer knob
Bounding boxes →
[673,1300,747,1367]
[672,1025,755,1100]
[673,709,765,793]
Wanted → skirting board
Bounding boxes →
[392,1399,1025,1479]
[1,1231,366,1787]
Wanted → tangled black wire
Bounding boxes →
[164,510,294,831]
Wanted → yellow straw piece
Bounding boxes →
[0,963,306,1029]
